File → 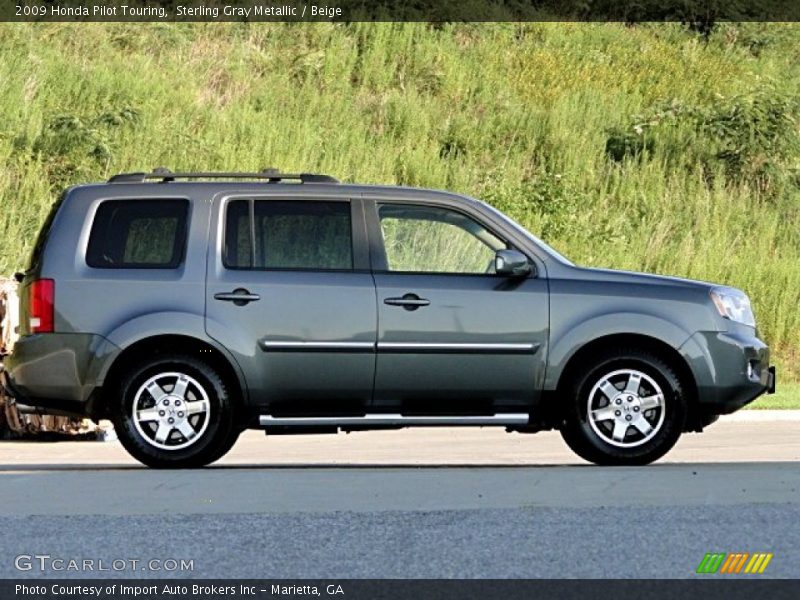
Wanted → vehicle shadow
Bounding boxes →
[0,461,797,472]
[0,462,586,471]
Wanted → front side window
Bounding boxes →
[86,199,189,269]
[378,203,506,274]
[224,199,353,271]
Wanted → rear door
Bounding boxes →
[367,199,549,414]
[205,195,376,416]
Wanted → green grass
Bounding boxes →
[0,22,798,384]
[747,383,800,410]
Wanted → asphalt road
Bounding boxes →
[0,417,798,579]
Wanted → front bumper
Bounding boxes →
[765,365,776,395]
[680,329,775,416]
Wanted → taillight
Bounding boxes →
[28,278,54,333]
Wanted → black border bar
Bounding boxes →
[4,579,800,600]
[4,0,800,22]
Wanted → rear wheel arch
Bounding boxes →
[94,334,248,422]
[552,333,700,430]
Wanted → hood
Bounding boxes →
[568,265,724,292]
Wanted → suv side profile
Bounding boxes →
[2,169,775,468]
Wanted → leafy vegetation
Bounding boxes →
[749,383,800,410]
[0,22,798,381]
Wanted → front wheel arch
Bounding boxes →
[552,333,700,431]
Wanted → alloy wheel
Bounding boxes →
[586,368,666,448]
[131,371,211,450]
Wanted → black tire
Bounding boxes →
[560,348,687,466]
[112,355,236,468]
[204,425,243,465]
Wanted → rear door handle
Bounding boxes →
[214,288,261,306]
[384,293,430,311]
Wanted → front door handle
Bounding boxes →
[214,288,261,306]
[384,293,430,311]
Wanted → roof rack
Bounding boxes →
[108,168,339,184]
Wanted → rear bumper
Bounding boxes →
[0,369,88,417]
[2,333,120,417]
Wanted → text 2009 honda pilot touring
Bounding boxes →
[2,169,775,468]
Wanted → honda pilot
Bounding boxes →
[1,169,776,467]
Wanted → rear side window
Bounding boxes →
[224,199,352,271]
[86,199,189,269]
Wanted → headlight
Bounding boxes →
[710,288,756,327]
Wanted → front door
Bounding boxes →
[205,196,376,416]
[369,201,549,414]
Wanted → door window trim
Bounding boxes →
[218,195,370,273]
[364,198,535,278]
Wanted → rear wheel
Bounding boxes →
[112,355,236,468]
[560,349,687,466]
[204,424,243,465]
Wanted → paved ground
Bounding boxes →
[0,417,798,579]
[4,412,800,467]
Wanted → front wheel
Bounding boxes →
[560,349,687,466]
[112,355,236,468]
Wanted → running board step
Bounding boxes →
[259,413,529,427]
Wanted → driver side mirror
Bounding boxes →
[495,249,532,278]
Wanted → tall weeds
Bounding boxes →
[0,22,798,377]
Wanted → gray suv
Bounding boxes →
[2,169,775,468]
